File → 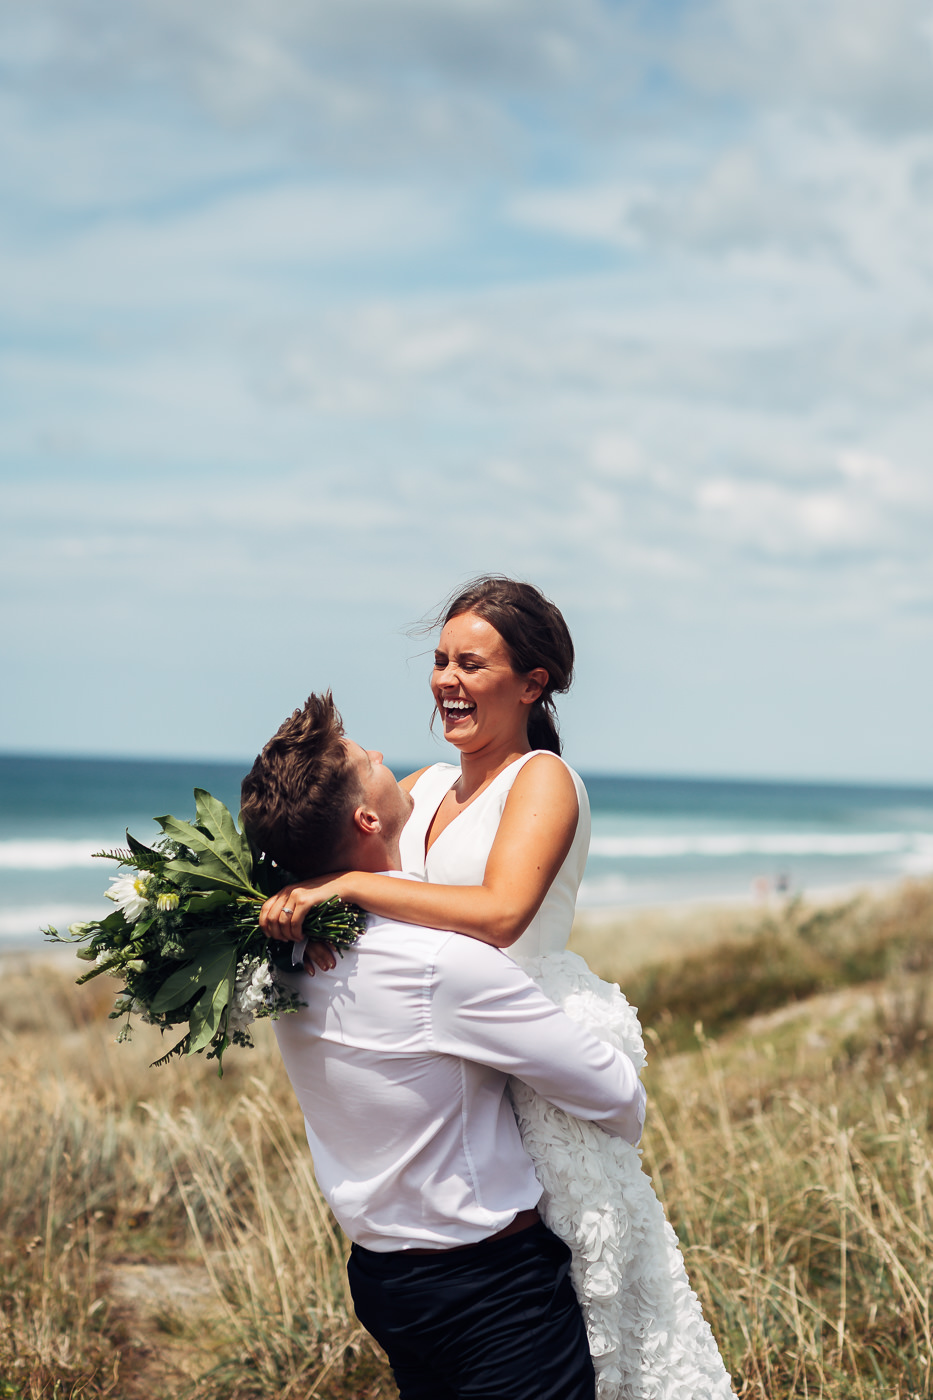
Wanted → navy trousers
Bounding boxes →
[347,1221,595,1399]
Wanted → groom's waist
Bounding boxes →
[404,1207,541,1255]
[352,1208,543,1266]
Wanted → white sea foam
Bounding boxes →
[0,904,105,942]
[0,839,116,870]
[588,832,933,860]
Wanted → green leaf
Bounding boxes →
[92,832,164,871]
[150,1033,191,1068]
[187,974,232,1054]
[156,790,260,898]
[186,890,237,914]
[148,944,237,1031]
[120,830,167,871]
[76,951,125,985]
[97,908,133,935]
[161,854,256,897]
[126,829,159,860]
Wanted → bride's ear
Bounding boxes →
[521,668,548,705]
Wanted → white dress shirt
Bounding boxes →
[273,875,646,1252]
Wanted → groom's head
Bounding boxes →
[240,692,412,877]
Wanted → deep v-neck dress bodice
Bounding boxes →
[398,753,591,959]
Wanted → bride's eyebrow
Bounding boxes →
[433,649,487,664]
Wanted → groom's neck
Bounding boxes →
[340,834,402,874]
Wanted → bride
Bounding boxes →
[261,575,735,1400]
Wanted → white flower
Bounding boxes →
[156,892,180,912]
[228,957,274,1034]
[105,871,152,922]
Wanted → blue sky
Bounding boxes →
[2,0,932,781]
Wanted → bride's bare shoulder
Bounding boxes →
[399,766,432,793]
[508,752,579,805]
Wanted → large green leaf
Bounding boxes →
[193,788,255,872]
[156,790,261,898]
[161,854,253,896]
[148,943,237,1039]
[186,890,237,914]
[187,957,237,1054]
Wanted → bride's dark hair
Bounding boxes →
[426,575,574,755]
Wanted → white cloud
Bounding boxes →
[508,186,641,247]
[589,435,651,482]
[0,0,631,171]
[695,456,931,561]
[2,0,933,776]
[673,0,933,135]
[2,182,457,331]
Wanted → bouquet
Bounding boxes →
[44,788,366,1073]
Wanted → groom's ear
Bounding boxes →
[351,804,381,837]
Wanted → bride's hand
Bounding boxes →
[260,875,351,951]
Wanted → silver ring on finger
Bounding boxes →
[282,907,294,916]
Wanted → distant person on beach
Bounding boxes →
[241,691,646,1399]
[258,576,736,1399]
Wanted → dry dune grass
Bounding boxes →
[0,958,391,1399]
[644,1014,932,1398]
[1,880,931,1399]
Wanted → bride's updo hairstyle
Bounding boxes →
[431,575,574,755]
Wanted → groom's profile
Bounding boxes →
[241,693,645,1400]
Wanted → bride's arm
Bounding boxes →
[260,755,579,950]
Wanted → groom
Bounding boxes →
[240,693,646,1400]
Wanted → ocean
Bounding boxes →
[2,753,933,950]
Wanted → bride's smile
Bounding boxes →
[432,611,546,752]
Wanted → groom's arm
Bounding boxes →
[427,935,646,1145]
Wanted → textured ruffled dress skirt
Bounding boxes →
[510,950,735,1400]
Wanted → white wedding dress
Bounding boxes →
[399,753,735,1400]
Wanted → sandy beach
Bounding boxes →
[568,873,914,982]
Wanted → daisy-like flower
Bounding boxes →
[105,871,152,922]
[156,892,180,912]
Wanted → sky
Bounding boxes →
[2,0,932,783]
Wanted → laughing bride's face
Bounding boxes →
[432,611,546,753]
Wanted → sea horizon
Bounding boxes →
[2,752,933,949]
[4,745,933,791]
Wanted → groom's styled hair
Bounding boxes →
[240,692,363,878]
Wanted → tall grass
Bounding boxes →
[646,1026,932,1398]
[625,879,933,1049]
[149,1091,391,1399]
[2,879,931,1398]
